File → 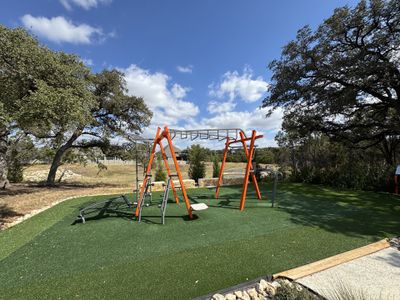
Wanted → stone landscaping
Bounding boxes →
[24,169,83,182]
[208,278,322,300]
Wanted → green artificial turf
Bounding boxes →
[0,183,399,299]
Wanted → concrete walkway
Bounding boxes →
[297,247,400,300]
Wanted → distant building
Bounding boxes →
[158,145,186,163]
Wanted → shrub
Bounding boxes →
[155,155,167,182]
[188,144,206,183]
[212,156,220,178]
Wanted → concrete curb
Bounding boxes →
[273,239,390,280]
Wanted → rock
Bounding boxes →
[271,281,281,289]
[256,279,269,293]
[198,178,218,187]
[263,282,277,296]
[294,283,303,292]
[224,293,236,300]
[246,288,261,300]
[236,291,251,300]
[212,294,225,300]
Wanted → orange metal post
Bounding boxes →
[215,137,230,199]
[239,130,257,211]
[135,127,161,217]
[239,131,262,200]
[158,140,179,204]
[164,127,193,219]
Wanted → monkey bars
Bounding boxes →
[135,126,264,220]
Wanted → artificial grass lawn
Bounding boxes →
[0,183,399,299]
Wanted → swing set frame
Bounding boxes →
[135,126,264,220]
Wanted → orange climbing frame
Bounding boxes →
[215,130,264,210]
[136,126,264,220]
[135,126,193,219]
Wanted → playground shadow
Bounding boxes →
[138,214,199,225]
[71,210,133,225]
[275,183,400,239]
[71,197,134,225]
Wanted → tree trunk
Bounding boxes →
[46,131,81,186]
[0,126,9,189]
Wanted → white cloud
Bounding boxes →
[207,100,236,114]
[177,65,193,74]
[121,65,199,130]
[196,107,282,132]
[60,0,112,10]
[209,67,269,103]
[21,15,105,44]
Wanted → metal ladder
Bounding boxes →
[137,175,152,222]
[160,177,171,225]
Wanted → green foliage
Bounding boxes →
[155,155,167,182]
[212,155,220,178]
[6,135,38,183]
[274,281,317,300]
[0,26,152,185]
[255,148,275,164]
[276,132,395,191]
[188,144,206,183]
[263,0,400,166]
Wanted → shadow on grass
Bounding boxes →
[274,183,400,240]
[0,204,24,224]
[0,182,125,197]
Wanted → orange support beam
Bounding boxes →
[215,137,230,199]
[164,127,193,219]
[239,130,257,211]
[135,127,161,217]
[239,131,262,200]
[158,140,179,204]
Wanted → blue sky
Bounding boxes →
[1,0,360,147]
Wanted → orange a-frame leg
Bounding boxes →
[135,127,161,217]
[164,127,193,219]
[215,137,230,199]
[239,131,262,200]
[158,140,179,204]
[239,130,257,211]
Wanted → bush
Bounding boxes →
[188,144,206,183]
[212,156,220,178]
[8,156,23,182]
[155,155,167,182]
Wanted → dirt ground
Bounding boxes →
[0,162,246,229]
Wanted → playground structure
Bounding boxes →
[136,126,264,220]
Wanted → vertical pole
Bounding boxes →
[272,171,278,208]
[135,141,139,203]
[216,137,230,199]
[239,131,262,200]
[164,127,193,219]
[240,130,256,211]
[395,175,398,194]
[158,140,179,204]
[135,127,161,217]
